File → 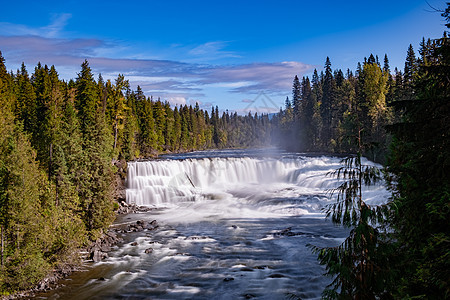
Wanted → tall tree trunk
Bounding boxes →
[1,225,4,267]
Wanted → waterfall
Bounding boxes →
[126,156,342,206]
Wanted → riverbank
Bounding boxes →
[0,201,158,300]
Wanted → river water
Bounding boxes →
[35,149,388,299]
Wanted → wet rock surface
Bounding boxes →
[85,219,159,262]
[116,200,156,214]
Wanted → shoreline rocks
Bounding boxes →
[85,218,159,262]
[116,200,156,214]
[4,205,160,299]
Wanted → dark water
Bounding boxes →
[34,149,387,299]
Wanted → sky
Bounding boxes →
[0,0,447,114]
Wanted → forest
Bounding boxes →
[0,5,449,299]
[274,8,449,298]
[0,56,270,294]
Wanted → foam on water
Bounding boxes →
[35,151,390,300]
[126,155,389,222]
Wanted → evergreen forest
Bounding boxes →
[0,4,449,298]
[0,56,270,294]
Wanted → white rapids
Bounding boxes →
[35,150,389,300]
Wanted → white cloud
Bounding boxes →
[44,13,72,38]
[0,13,71,38]
[166,96,187,106]
[0,17,314,107]
[236,106,280,115]
[188,41,240,60]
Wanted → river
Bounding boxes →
[34,149,388,299]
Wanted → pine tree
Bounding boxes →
[164,101,175,150]
[387,30,450,298]
[136,94,157,154]
[75,60,99,134]
[311,69,323,149]
[14,63,37,136]
[121,90,139,160]
[321,57,337,150]
[152,100,166,149]
[172,106,182,150]
[310,98,394,299]
[383,54,390,73]
[358,59,389,162]
[292,75,301,118]
[74,61,115,236]
[0,54,50,291]
[296,77,312,150]
[403,44,418,100]
[284,96,291,109]
[106,74,129,153]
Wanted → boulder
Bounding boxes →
[91,250,108,262]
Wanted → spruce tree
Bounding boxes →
[292,75,301,117]
[310,92,394,299]
[285,96,291,109]
[152,100,166,149]
[75,60,98,134]
[172,106,182,150]
[387,30,450,298]
[321,57,336,150]
[14,63,37,135]
[403,44,418,100]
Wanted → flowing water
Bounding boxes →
[35,149,389,299]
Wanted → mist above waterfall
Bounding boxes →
[126,150,388,222]
[38,150,389,299]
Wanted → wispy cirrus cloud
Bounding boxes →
[0,35,106,62]
[0,16,314,109]
[0,13,71,38]
[198,61,312,94]
[188,41,240,60]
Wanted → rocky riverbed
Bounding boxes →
[86,202,159,263]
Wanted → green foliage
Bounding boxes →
[0,53,273,294]
[310,150,395,299]
[386,30,450,298]
[304,9,450,298]
[281,56,392,162]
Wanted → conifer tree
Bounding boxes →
[14,63,37,135]
[75,60,99,134]
[106,74,129,153]
[383,54,390,73]
[403,44,418,100]
[284,96,291,109]
[74,60,115,236]
[172,106,182,150]
[121,90,139,160]
[292,75,301,118]
[387,29,450,298]
[321,57,336,150]
[310,69,323,149]
[152,100,166,149]
[310,88,394,298]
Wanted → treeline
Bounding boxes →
[278,9,449,298]
[0,56,270,294]
[132,92,271,156]
[275,47,423,163]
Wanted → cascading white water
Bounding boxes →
[37,151,390,300]
[126,156,343,207]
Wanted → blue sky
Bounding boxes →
[0,0,447,113]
